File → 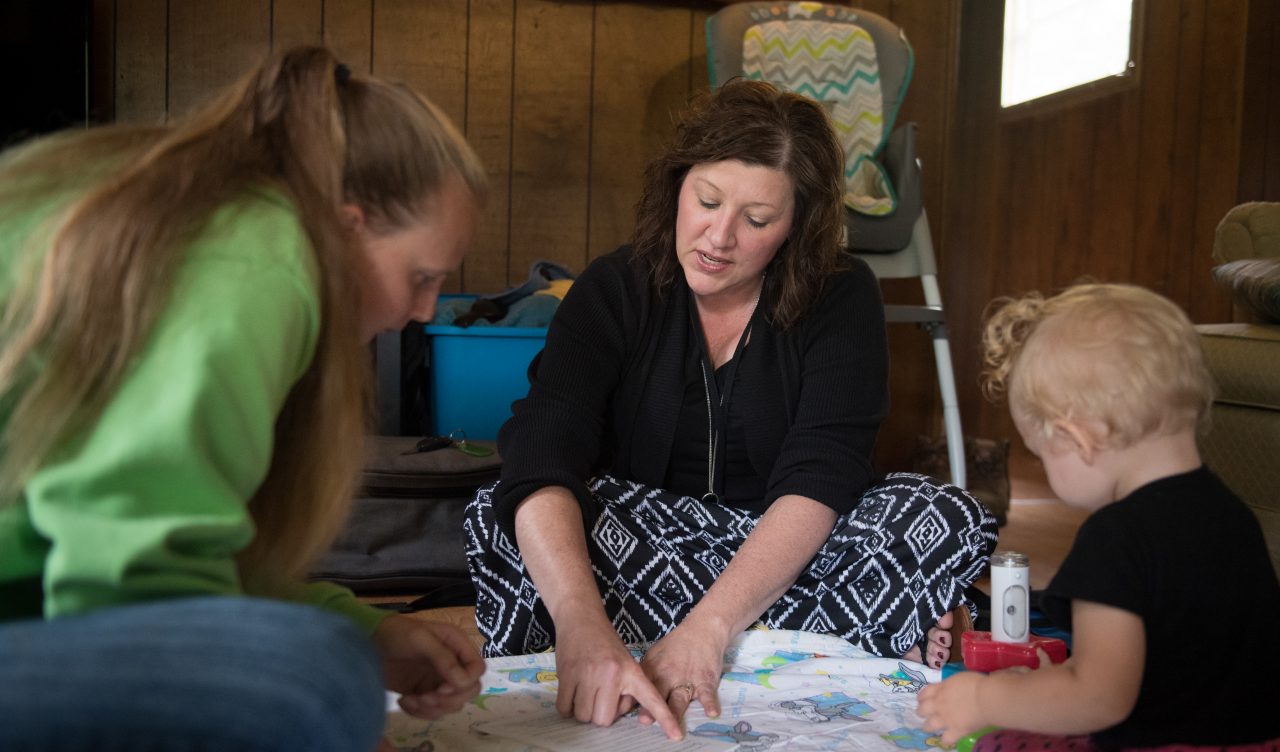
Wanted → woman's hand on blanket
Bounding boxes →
[636,620,726,727]
[553,618,685,741]
[916,671,988,745]
[375,614,486,720]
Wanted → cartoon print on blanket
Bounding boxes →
[690,720,783,750]
[498,668,558,684]
[772,691,874,723]
[384,629,947,751]
[877,663,928,693]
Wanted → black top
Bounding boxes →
[667,352,767,507]
[1042,466,1280,748]
[494,246,889,538]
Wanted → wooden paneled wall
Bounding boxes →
[92,0,1263,470]
[1239,0,1279,200]
[941,0,1257,453]
[94,0,960,467]
[102,0,716,295]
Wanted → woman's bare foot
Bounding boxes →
[902,610,955,669]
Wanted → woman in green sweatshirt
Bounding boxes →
[0,46,486,751]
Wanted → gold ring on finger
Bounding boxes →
[672,683,695,696]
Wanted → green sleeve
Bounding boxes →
[251,576,391,634]
[22,196,381,631]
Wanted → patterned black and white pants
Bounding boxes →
[464,473,998,659]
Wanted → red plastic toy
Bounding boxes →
[961,630,1068,672]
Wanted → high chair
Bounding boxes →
[707,1,966,487]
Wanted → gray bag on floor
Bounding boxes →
[310,435,500,606]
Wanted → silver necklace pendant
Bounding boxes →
[700,360,718,505]
[696,277,764,510]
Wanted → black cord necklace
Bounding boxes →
[693,283,763,505]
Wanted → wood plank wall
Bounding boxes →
[93,0,959,467]
[941,0,1257,455]
[102,0,719,297]
[1239,0,1279,200]
[89,0,1264,472]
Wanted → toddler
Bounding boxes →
[917,283,1280,750]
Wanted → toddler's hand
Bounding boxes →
[916,672,988,746]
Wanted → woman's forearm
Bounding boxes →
[682,494,837,641]
[512,486,611,629]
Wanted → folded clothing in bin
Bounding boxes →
[439,260,575,327]
[434,292,562,329]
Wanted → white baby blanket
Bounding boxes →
[384,629,945,751]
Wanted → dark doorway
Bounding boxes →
[1,0,94,149]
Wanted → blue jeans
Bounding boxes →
[0,596,385,752]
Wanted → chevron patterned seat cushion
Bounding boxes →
[740,4,896,216]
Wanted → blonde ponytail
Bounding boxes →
[0,46,485,582]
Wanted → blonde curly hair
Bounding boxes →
[981,283,1214,449]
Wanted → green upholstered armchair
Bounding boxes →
[1196,202,1280,574]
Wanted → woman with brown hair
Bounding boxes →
[466,79,998,741]
[0,46,486,750]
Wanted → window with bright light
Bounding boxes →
[1001,0,1136,109]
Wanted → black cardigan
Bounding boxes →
[494,246,889,539]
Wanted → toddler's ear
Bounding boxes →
[1052,418,1103,464]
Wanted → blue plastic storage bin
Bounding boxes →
[424,315,548,441]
